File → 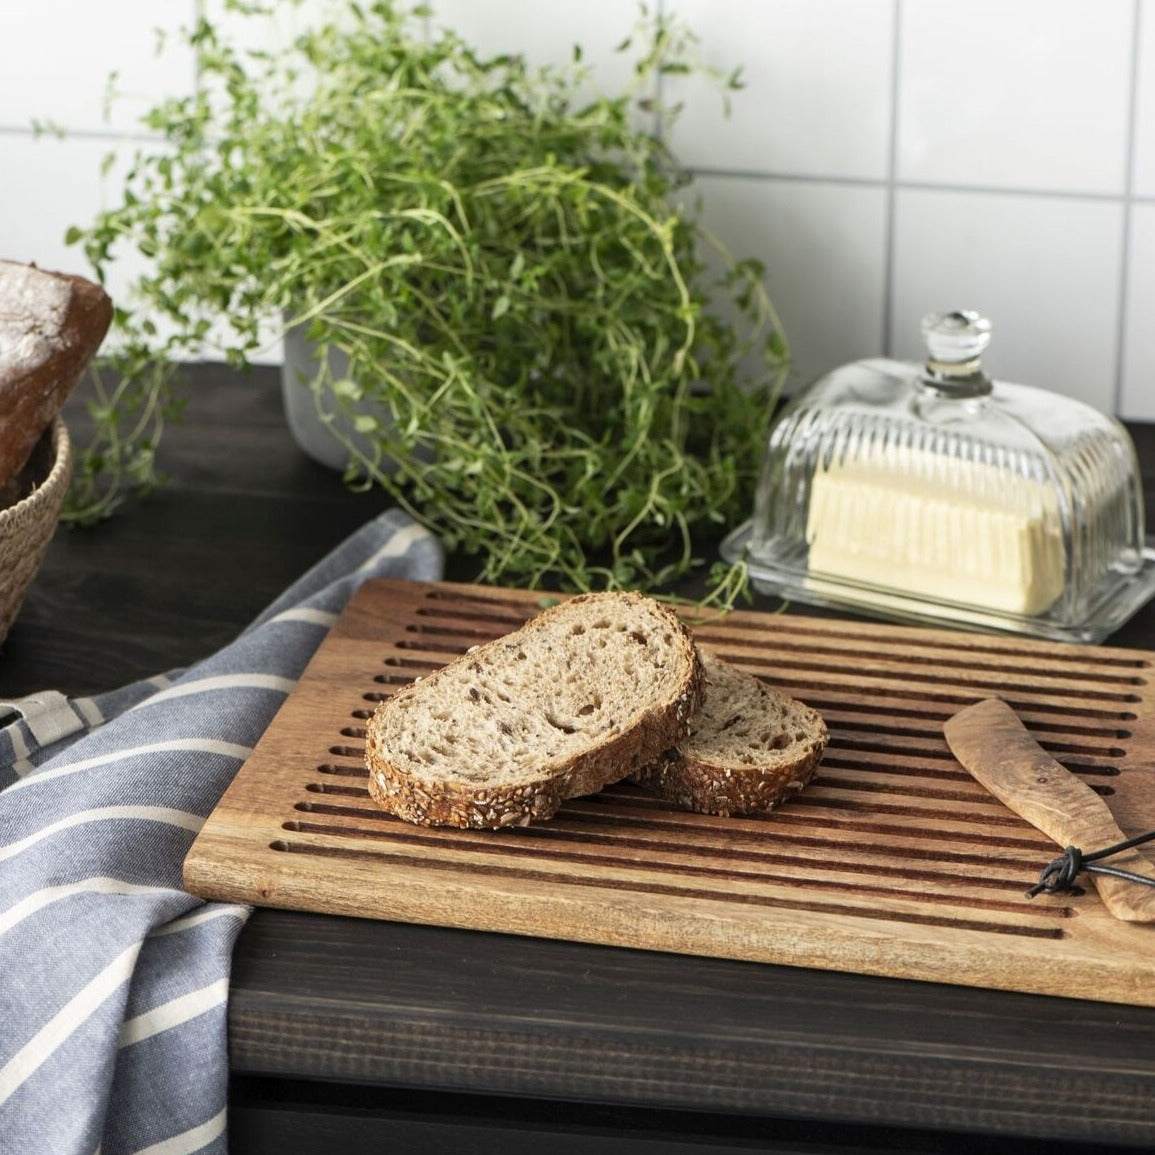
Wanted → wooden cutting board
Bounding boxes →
[183,579,1155,1006]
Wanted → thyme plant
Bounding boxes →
[70,0,787,599]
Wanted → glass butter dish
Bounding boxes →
[721,310,1155,643]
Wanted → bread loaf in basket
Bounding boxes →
[0,260,112,645]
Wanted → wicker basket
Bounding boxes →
[0,417,72,647]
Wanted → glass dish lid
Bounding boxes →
[721,310,1155,643]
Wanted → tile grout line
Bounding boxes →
[193,0,204,98]
[655,0,668,143]
[7,106,1148,212]
[4,107,1148,210]
[881,0,903,358]
[5,113,1150,215]
[680,167,1146,204]
[1114,0,1143,418]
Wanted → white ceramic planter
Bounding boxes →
[280,324,398,473]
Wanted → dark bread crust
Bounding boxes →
[364,591,706,829]
[0,260,113,491]
[632,655,827,817]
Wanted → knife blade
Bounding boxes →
[943,697,1155,923]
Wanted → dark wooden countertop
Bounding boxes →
[4,364,1155,1154]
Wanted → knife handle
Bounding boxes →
[944,698,1155,923]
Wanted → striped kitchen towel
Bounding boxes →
[0,508,443,1154]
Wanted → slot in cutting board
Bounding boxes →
[183,579,1155,1006]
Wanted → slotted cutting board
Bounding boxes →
[183,579,1155,1006]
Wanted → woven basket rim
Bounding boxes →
[0,417,72,528]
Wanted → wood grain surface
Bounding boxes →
[184,577,1155,1007]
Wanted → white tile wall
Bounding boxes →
[432,0,644,102]
[2,0,1154,418]
[667,0,895,181]
[691,175,890,392]
[1121,202,1155,414]
[1132,0,1155,197]
[897,0,1134,195]
[0,1,193,136]
[890,188,1125,413]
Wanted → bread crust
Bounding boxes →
[365,591,705,828]
[0,260,113,491]
[632,654,828,816]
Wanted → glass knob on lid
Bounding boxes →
[920,309,993,397]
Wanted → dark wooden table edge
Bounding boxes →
[226,906,1155,1150]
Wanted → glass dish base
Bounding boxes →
[720,521,1155,645]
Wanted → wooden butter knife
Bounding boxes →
[944,697,1155,923]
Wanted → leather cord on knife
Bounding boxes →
[1027,829,1155,898]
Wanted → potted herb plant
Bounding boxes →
[68,0,787,600]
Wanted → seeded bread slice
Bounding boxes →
[364,591,705,829]
[632,652,827,817]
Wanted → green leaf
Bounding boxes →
[331,377,362,401]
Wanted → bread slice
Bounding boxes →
[631,651,827,817]
[364,591,705,828]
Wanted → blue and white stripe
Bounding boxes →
[0,509,443,1153]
